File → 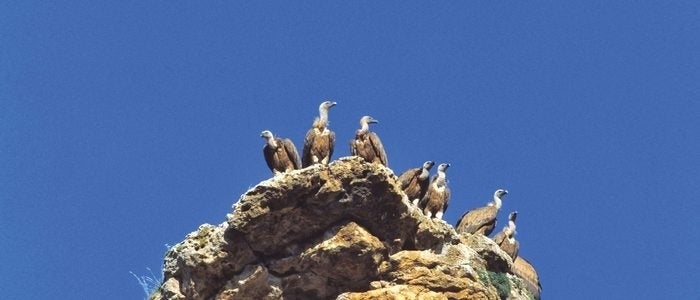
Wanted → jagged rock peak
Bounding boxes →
[152,157,536,300]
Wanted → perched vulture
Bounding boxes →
[302,101,337,167]
[455,189,508,236]
[350,115,388,166]
[260,130,301,175]
[398,160,435,205]
[419,163,451,219]
[492,211,519,260]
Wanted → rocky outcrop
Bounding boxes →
[152,157,537,300]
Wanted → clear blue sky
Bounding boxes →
[3,2,699,299]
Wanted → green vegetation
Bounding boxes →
[477,270,511,299]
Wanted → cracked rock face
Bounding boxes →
[154,157,535,300]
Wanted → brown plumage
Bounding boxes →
[420,163,450,219]
[398,160,435,205]
[455,189,508,236]
[512,257,542,299]
[350,115,388,166]
[302,101,336,167]
[492,211,519,260]
[261,130,301,175]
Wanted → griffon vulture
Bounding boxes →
[260,130,301,175]
[302,101,337,167]
[492,211,519,260]
[398,160,435,205]
[420,163,451,219]
[350,115,388,166]
[455,189,508,236]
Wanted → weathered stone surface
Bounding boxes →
[158,278,184,300]
[461,233,513,273]
[338,284,446,300]
[154,157,535,300]
[266,221,386,298]
[365,245,498,300]
[160,223,256,299]
[229,157,419,257]
[215,265,283,300]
